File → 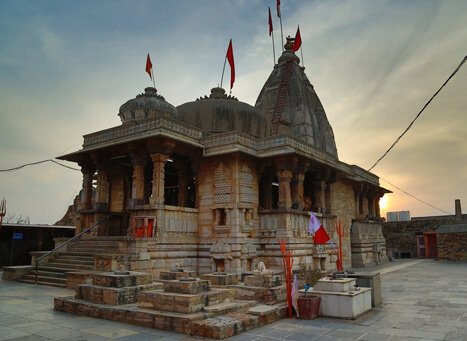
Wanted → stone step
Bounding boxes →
[28,270,66,279]
[50,258,94,266]
[20,275,67,286]
[19,278,66,287]
[138,288,235,314]
[54,253,94,261]
[45,262,94,270]
[66,247,118,253]
[202,302,239,314]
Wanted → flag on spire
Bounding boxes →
[276,0,281,18]
[226,39,235,89]
[145,53,153,79]
[293,26,302,52]
[268,7,273,36]
[309,212,331,244]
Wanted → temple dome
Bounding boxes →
[177,87,269,138]
[118,87,178,124]
[255,38,338,158]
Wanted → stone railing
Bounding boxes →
[161,205,198,235]
[258,210,336,239]
[83,117,203,148]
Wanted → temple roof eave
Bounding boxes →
[57,116,388,192]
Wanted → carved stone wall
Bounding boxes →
[350,222,387,267]
[330,179,356,268]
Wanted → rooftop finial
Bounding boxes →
[284,35,294,51]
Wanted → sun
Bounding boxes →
[379,196,388,210]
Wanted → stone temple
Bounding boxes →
[58,38,389,278]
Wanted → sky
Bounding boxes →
[0,0,466,224]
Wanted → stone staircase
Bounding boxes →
[18,238,121,287]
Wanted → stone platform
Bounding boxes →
[138,287,235,313]
[232,274,286,304]
[76,271,162,306]
[54,270,286,339]
[200,272,238,286]
[310,277,372,319]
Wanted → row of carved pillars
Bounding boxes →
[261,157,331,212]
[79,152,179,210]
[354,184,381,219]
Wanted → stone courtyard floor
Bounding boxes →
[1,259,466,340]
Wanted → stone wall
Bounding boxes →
[330,179,356,269]
[383,217,458,258]
[437,225,467,261]
[350,222,386,267]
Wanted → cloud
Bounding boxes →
[0,0,466,223]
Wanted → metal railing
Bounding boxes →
[35,219,105,285]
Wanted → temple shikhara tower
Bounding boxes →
[59,37,389,276]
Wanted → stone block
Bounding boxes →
[243,274,283,288]
[313,277,356,292]
[93,271,152,288]
[66,271,94,289]
[138,288,234,313]
[76,282,162,305]
[312,287,372,319]
[1,266,32,281]
[346,271,382,307]
[232,284,286,304]
[164,279,210,294]
[159,270,196,280]
[200,273,238,285]
[248,304,277,316]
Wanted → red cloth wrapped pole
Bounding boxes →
[280,240,294,317]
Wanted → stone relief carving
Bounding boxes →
[214,162,231,204]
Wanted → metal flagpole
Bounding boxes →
[220,56,227,89]
[151,68,155,88]
[300,45,305,68]
[279,15,284,52]
[272,30,276,65]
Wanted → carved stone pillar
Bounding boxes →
[291,173,305,210]
[368,194,376,218]
[262,171,274,209]
[130,155,147,206]
[80,164,95,210]
[375,195,382,218]
[95,164,109,210]
[150,153,169,205]
[314,180,326,213]
[354,186,360,218]
[277,170,293,209]
[175,162,189,207]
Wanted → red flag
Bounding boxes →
[226,39,235,89]
[145,53,153,79]
[293,26,301,52]
[268,7,273,36]
[308,212,331,244]
[276,0,281,18]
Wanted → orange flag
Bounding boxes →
[145,54,153,79]
[226,39,235,89]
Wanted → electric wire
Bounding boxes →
[0,159,80,172]
[2,57,465,217]
[378,176,453,215]
[367,54,467,172]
